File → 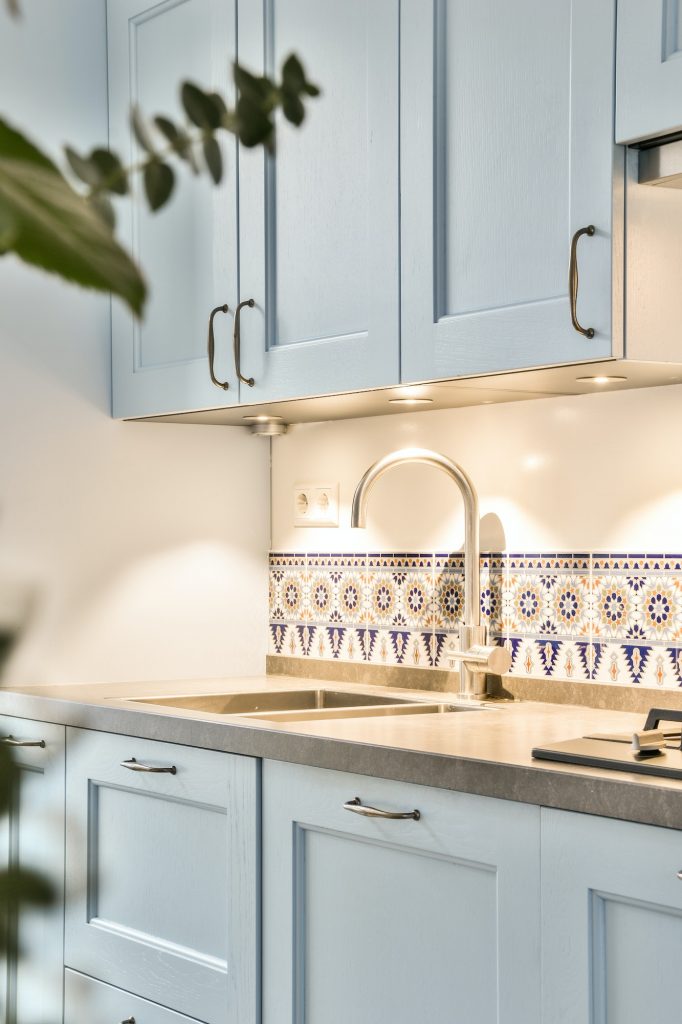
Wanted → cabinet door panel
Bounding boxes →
[616,0,682,143]
[0,718,65,1024]
[238,0,400,402]
[64,728,258,1024]
[401,0,617,383]
[108,0,239,418]
[263,761,541,1024]
[541,809,682,1024]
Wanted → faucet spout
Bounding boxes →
[351,447,480,626]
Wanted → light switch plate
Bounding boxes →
[293,483,339,527]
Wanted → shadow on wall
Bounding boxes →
[0,575,38,682]
[480,513,506,552]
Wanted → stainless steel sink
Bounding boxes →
[127,688,481,722]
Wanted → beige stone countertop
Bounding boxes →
[2,675,682,829]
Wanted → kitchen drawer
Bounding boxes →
[64,727,259,1024]
[65,968,202,1024]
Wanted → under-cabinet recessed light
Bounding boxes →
[575,375,628,385]
[242,414,284,422]
[388,397,434,406]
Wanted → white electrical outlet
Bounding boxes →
[293,483,339,527]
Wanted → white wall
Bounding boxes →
[272,383,682,555]
[0,0,269,685]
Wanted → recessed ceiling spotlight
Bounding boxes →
[388,397,434,406]
[575,375,628,385]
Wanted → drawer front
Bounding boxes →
[0,716,65,1024]
[65,968,202,1024]
[65,727,258,1024]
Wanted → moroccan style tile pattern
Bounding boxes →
[269,552,682,689]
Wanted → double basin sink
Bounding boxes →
[128,688,481,723]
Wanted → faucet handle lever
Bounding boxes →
[448,643,511,676]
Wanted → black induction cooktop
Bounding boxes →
[532,708,682,780]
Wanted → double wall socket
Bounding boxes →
[293,483,339,527]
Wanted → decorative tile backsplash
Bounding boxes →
[269,552,682,689]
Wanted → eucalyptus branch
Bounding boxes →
[65,55,320,228]
[0,52,318,316]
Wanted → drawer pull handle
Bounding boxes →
[2,736,45,748]
[568,224,595,339]
[121,757,176,775]
[120,1018,135,1024]
[208,303,230,390]
[233,298,255,387]
[344,796,420,821]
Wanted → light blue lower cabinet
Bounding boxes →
[63,728,259,1024]
[261,760,542,1024]
[0,717,65,1024]
[541,808,682,1024]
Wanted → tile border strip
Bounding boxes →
[268,552,682,690]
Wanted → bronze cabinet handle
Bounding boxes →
[2,736,45,748]
[233,298,255,387]
[568,225,595,339]
[207,303,230,390]
[120,757,176,775]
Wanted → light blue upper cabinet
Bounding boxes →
[616,0,682,144]
[108,0,240,418]
[237,0,400,402]
[401,0,619,384]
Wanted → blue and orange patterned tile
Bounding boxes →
[480,553,506,634]
[505,555,590,640]
[273,554,307,624]
[433,553,465,631]
[591,554,682,645]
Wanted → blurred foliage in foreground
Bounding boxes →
[1,0,319,317]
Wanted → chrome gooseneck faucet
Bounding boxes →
[351,447,510,698]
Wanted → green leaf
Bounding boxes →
[0,118,146,315]
[144,159,174,211]
[88,194,116,229]
[281,54,320,98]
[208,92,228,121]
[65,147,128,197]
[281,54,306,92]
[281,93,305,127]
[88,149,128,195]
[181,83,222,130]
[131,106,156,155]
[154,117,199,172]
[0,867,54,908]
[0,744,18,818]
[154,116,181,146]
[202,136,222,184]
[233,65,273,107]
[235,96,274,149]
[64,145,100,188]
[0,204,17,253]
